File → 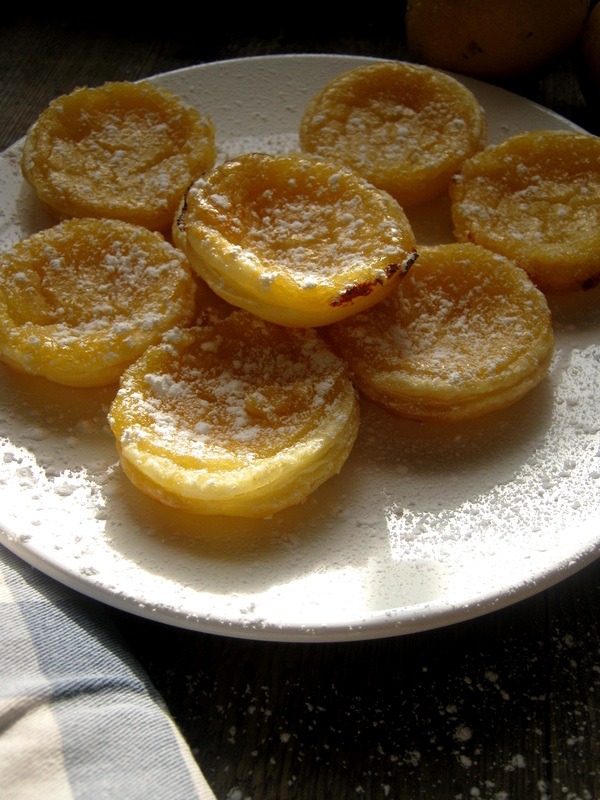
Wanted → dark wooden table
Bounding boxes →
[2,11,600,800]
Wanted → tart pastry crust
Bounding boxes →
[0,217,196,387]
[299,60,487,208]
[21,80,216,234]
[109,310,360,517]
[175,151,417,327]
[324,243,555,422]
[450,129,600,293]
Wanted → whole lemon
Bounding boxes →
[406,0,591,79]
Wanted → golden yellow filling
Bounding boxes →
[0,217,196,387]
[21,80,216,234]
[176,151,417,327]
[299,60,487,208]
[324,243,555,422]
[450,129,600,293]
[109,310,360,517]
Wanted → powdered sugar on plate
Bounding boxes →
[1,55,599,642]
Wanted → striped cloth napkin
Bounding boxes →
[0,544,216,800]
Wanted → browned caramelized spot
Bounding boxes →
[582,272,600,291]
[176,186,192,233]
[331,251,417,308]
[399,250,419,275]
[331,280,378,307]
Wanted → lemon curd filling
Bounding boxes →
[175,151,417,328]
[21,80,216,234]
[299,60,487,208]
[0,217,196,387]
[324,243,555,422]
[109,311,360,517]
[450,129,600,293]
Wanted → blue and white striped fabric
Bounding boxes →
[0,545,216,800]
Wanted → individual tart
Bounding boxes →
[108,310,360,517]
[175,151,417,328]
[449,129,600,293]
[0,217,196,387]
[21,80,216,234]
[323,242,555,423]
[298,60,487,208]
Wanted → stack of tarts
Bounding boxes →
[3,59,596,519]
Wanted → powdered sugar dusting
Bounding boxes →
[0,56,599,644]
[186,153,412,289]
[112,314,350,461]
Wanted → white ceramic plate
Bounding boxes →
[1,55,599,643]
